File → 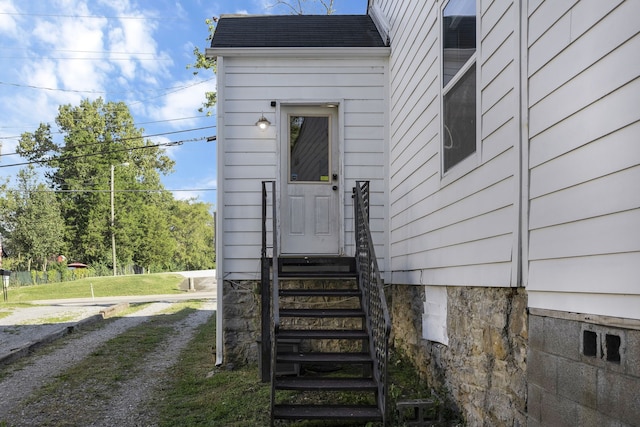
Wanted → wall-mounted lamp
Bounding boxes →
[256,114,271,131]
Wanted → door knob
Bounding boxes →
[332,185,338,191]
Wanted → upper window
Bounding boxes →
[442,0,477,173]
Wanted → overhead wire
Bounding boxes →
[0,115,214,137]
[0,12,180,21]
[0,136,209,169]
[0,125,216,156]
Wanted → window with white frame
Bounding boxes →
[442,0,477,173]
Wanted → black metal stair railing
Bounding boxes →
[353,181,391,425]
[261,181,280,425]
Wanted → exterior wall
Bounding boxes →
[375,0,521,287]
[525,0,640,319]
[370,0,640,423]
[391,284,528,425]
[524,2,640,424]
[372,0,527,423]
[528,311,640,427]
[217,55,388,280]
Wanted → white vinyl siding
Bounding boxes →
[526,0,640,319]
[376,0,520,287]
[217,56,388,280]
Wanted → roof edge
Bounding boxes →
[206,46,391,59]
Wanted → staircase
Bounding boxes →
[271,257,383,424]
[262,180,390,426]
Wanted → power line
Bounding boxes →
[0,115,214,137]
[0,12,179,21]
[5,188,216,194]
[0,47,158,55]
[0,136,209,169]
[0,77,214,96]
[0,125,216,157]
[0,56,172,61]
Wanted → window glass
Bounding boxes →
[289,116,329,182]
[442,0,477,173]
[443,0,476,87]
[443,64,476,172]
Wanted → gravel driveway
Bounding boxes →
[0,298,216,426]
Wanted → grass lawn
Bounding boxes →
[156,314,448,426]
[3,273,185,303]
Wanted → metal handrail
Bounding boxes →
[354,181,391,425]
[262,181,280,426]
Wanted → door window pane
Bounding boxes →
[289,116,329,182]
[443,64,476,172]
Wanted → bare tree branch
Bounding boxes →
[268,0,335,15]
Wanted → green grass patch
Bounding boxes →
[154,315,271,426]
[5,273,185,302]
[155,321,447,427]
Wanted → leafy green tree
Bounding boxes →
[2,167,63,271]
[18,98,175,269]
[170,200,215,270]
[134,193,177,272]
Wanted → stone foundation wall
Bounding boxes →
[391,284,528,426]
[222,280,261,366]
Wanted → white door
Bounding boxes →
[280,106,340,255]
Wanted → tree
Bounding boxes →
[268,0,336,15]
[133,192,177,272]
[2,167,63,271]
[18,98,175,269]
[189,0,337,114]
[170,200,215,270]
[187,17,218,115]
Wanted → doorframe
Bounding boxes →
[275,100,345,256]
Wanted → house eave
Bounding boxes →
[205,46,391,59]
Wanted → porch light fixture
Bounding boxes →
[256,114,271,130]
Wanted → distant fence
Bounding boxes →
[8,264,145,287]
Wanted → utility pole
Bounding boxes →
[111,163,129,276]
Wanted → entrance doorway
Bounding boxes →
[280,105,340,255]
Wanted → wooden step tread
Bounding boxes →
[277,329,368,340]
[277,352,372,364]
[279,308,365,318]
[275,377,377,391]
[273,404,382,420]
[279,288,361,297]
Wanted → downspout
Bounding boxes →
[515,0,529,288]
[214,55,225,366]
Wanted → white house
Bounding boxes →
[208,1,640,425]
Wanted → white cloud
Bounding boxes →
[0,0,20,37]
[171,175,216,202]
[148,77,217,127]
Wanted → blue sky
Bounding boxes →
[0,0,367,207]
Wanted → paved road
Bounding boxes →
[0,271,217,364]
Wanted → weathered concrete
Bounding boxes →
[391,284,528,426]
[528,313,640,427]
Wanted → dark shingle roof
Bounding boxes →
[210,15,385,48]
